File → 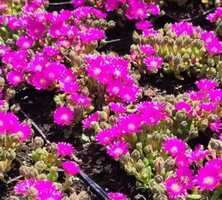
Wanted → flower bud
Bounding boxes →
[131,149,141,161]
[135,159,145,171]
[34,161,47,172]
[33,137,44,148]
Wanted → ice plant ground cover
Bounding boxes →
[0,0,222,199]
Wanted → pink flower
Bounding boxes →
[165,176,187,199]
[188,145,209,163]
[43,62,66,81]
[105,0,126,11]
[125,0,148,20]
[16,35,34,49]
[73,6,107,20]
[163,138,186,157]
[135,20,153,31]
[0,112,9,133]
[200,102,217,112]
[82,112,100,129]
[207,7,222,22]
[108,192,128,200]
[14,123,32,142]
[109,102,126,113]
[79,27,105,43]
[175,154,190,168]
[72,0,85,7]
[147,3,160,16]
[171,22,195,36]
[25,16,46,40]
[175,101,191,114]
[140,44,156,56]
[106,141,129,160]
[209,120,222,133]
[176,167,193,189]
[195,165,219,191]
[144,56,163,72]
[196,79,218,91]
[14,179,63,199]
[6,71,24,86]
[62,161,80,176]
[56,142,75,157]
[96,129,117,145]
[53,106,74,126]
[28,72,51,90]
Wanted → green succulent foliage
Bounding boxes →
[134,24,222,80]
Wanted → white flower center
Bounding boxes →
[171,183,181,193]
[171,146,178,154]
[203,176,214,185]
[114,147,123,155]
[61,114,68,121]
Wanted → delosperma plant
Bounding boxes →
[207,7,222,37]
[131,21,222,80]
[0,0,222,199]
[83,79,222,199]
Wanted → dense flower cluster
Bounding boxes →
[0,111,32,141]
[207,7,222,36]
[132,22,222,79]
[95,101,166,159]
[163,137,222,199]
[14,179,63,199]
[87,0,160,21]
[85,55,140,103]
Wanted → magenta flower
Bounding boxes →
[62,161,80,176]
[105,0,126,11]
[195,165,219,191]
[200,102,217,112]
[106,141,129,160]
[79,27,105,43]
[82,112,100,129]
[72,0,85,7]
[53,106,74,126]
[108,192,128,200]
[135,20,153,31]
[14,123,32,142]
[196,79,218,91]
[175,101,191,114]
[28,72,51,90]
[209,119,222,133]
[147,3,160,16]
[25,16,46,40]
[56,142,75,157]
[176,167,193,189]
[109,102,126,113]
[163,138,186,157]
[6,71,24,86]
[188,145,209,163]
[96,129,117,145]
[16,35,34,49]
[207,7,222,22]
[125,0,148,20]
[140,44,156,56]
[0,112,10,133]
[165,176,187,199]
[175,154,190,168]
[85,55,140,103]
[73,6,107,20]
[144,56,163,72]
[14,179,63,199]
[171,22,195,36]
